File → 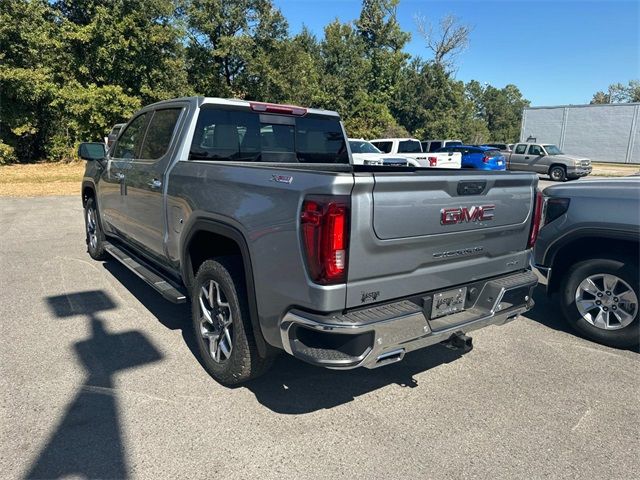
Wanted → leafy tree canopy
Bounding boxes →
[0,0,532,163]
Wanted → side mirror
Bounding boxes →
[538,151,546,157]
[78,142,106,161]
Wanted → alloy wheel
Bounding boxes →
[198,279,233,362]
[575,273,638,330]
[86,207,98,250]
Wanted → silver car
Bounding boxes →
[508,143,592,181]
[534,178,639,348]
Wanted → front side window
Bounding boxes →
[112,114,148,159]
[528,145,543,156]
[398,140,422,153]
[140,109,182,160]
[189,107,347,163]
[515,144,527,154]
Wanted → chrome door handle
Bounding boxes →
[148,179,162,189]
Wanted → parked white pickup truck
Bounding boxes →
[370,137,461,169]
[348,139,420,167]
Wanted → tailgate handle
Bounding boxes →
[457,181,486,196]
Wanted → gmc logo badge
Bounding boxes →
[441,205,495,225]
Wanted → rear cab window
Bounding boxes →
[427,141,442,152]
[189,106,348,163]
[397,140,422,153]
[372,141,393,153]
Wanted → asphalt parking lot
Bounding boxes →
[1,193,638,480]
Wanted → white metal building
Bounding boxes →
[520,103,640,164]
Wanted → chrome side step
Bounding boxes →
[104,243,187,304]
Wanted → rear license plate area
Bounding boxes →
[431,287,467,319]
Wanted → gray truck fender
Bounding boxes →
[179,218,272,357]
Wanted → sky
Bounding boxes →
[274,0,640,106]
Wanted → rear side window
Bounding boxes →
[515,144,527,154]
[113,114,148,159]
[372,141,392,153]
[189,107,348,163]
[428,141,442,152]
[140,109,182,160]
[398,140,422,153]
[190,109,260,161]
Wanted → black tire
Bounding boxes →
[560,257,639,348]
[549,165,567,182]
[84,197,108,260]
[191,257,273,385]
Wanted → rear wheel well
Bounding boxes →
[184,227,273,357]
[185,230,243,286]
[548,236,638,294]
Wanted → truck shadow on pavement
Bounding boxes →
[245,345,465,414]
[526,285,576,335]
[27,290,163,480]
[102,260,467,415]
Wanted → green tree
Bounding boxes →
[184,0,288,99]
[355,0,410,103]
[0,0,60,161]
[591,80,640,104]
[391,61,488,142]
[264,29,323,106]
[465,81,529,142]
[54,0,190,103]
[1,0,188,162]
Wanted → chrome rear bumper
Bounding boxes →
[279,270,537,369]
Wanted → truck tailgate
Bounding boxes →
[346,171,537,308]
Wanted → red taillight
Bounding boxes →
[482,156,489,163]
[300,196,349,284]
[527,190,544,248]
[250,101,307,116]
[428,156,438,167]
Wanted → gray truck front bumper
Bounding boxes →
[279,270,538,369]
[567,165,592,178]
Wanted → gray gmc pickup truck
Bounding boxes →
[79,97,541,385]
